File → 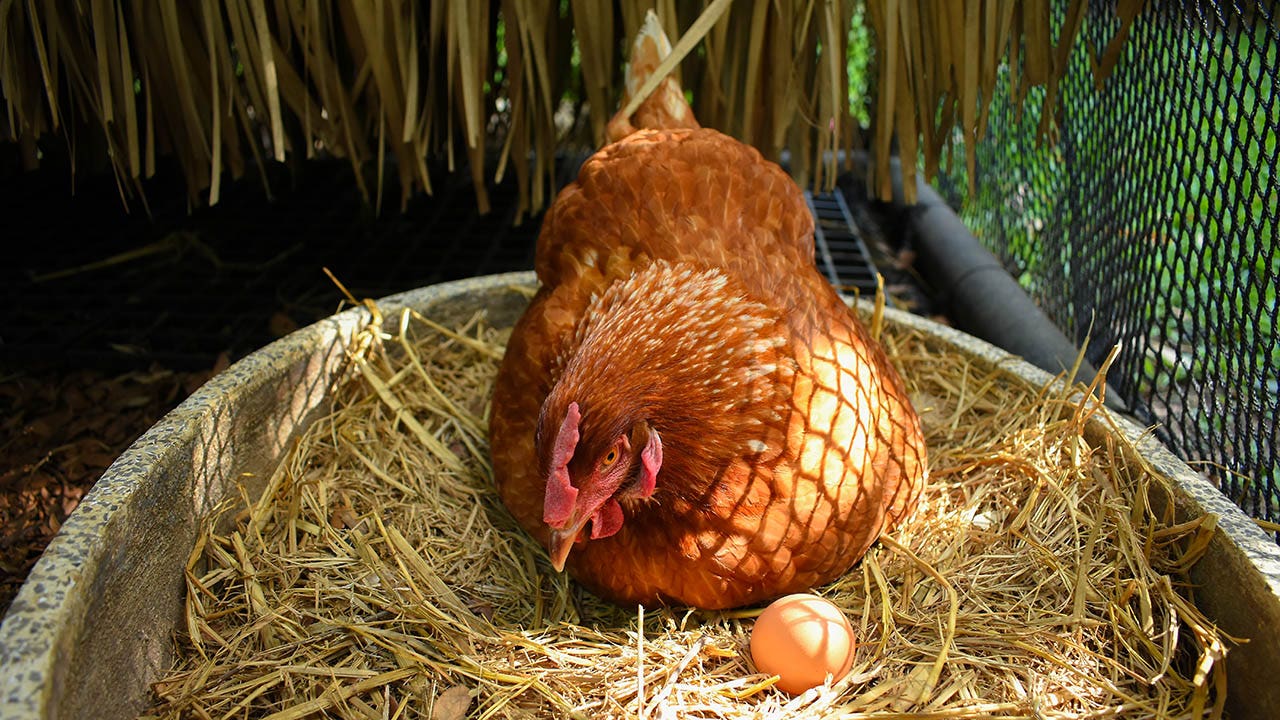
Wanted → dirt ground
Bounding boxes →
[0,361,225,612]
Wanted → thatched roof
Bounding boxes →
[0,1,1139,214]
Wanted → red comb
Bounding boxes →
[543,402,581,526]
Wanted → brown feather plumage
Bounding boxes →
[489,18,926,610]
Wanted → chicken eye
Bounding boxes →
[602,448,618,466]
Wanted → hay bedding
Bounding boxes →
[142,296,1228,720]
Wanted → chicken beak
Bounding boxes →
[548,529,575,572]
[548,519,589,572]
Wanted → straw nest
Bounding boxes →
[142,290,1229,720]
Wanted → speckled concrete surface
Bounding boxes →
[1,272,1277,719]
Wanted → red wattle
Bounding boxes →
[590,498,624,539]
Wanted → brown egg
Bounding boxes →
[749,593,856,695]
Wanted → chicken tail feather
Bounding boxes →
[626,11,674,98]
[606,10,700,143]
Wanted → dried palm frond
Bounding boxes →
[862,0,1145,202]
[1,1,1144,214]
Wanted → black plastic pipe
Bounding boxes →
[871,158,1124,411]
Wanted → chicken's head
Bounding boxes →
[538,400,662,571]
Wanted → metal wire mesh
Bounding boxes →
[946,1,1278,522]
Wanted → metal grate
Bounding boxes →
[809,189,882,297]
[944,2,1279,522]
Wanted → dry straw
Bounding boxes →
[2,1,1143,213]
[142,290,1228,719]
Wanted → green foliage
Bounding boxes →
[947,6,1279,507]
[846,3,872,127]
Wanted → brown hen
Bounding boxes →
[489,14,926,610]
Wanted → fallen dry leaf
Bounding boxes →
[431,684,471,720]
[329,504,358,530]
[269,311,299,337]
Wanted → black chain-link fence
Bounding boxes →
[945,1,1278,523]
